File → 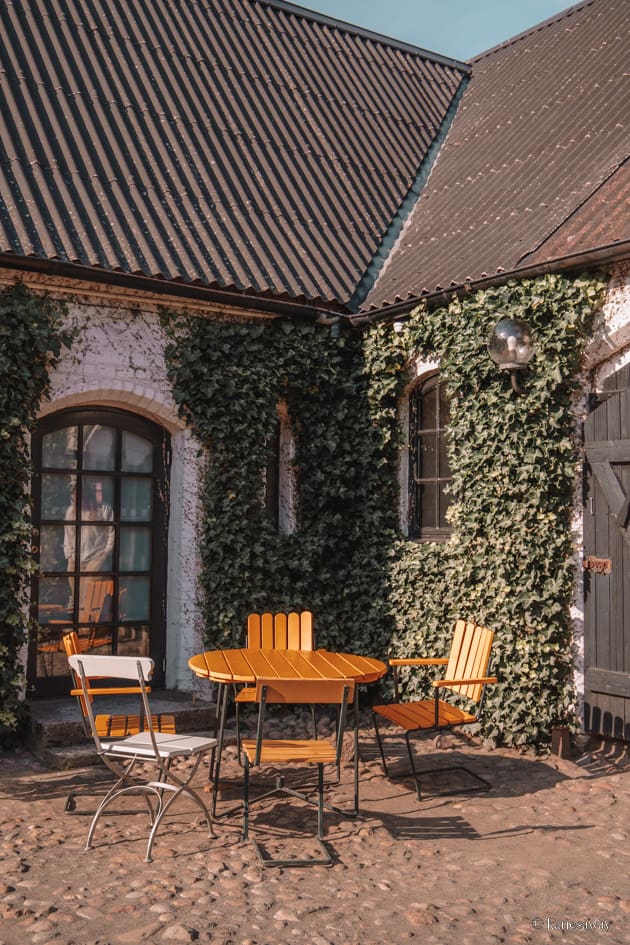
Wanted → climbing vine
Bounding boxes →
[164,270,604,750]
[164,316,398,656]
[0,283,72,739]
[365,273,606,748]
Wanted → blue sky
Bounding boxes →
[291,0,575,60]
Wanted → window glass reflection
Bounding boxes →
[41,475,76,520]
[38,576,72,622]
[81,476,115,516]
[121,478,152,521]
[40,524,71,572]
[119,527,151,572]
[116,624,150,656]
[42,427,78,469]
[83,425,116,470]
[122,432,153,472]
[119,576,150,621]
[77,577,114,623]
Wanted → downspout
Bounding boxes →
[345,71,471,315]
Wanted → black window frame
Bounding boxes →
[409,373,452,541]
[29,407,170,695]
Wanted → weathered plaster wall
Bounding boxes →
[39,298,206,691]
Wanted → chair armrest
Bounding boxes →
[433,676,497,688]
[389,657,449,666]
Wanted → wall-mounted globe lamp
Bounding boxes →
[487,316,535,394]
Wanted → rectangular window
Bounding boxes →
[409,374,452,539]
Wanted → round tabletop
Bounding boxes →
[188,648,387,685]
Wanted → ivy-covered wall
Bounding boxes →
[372,273,606,748]
[0,283,72,739]
[165,272,605,750]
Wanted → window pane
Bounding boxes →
[42,427,78,469]
[420,483,437,530]
[121,478,152,521]
[78,525,115,571]
[419,434,437,479]
[81,476,115,516]
[420,383,437,430]
[38,577,72,622]
[119,527,151,571]
[83,425,116,470]
[41,474,76,520]
[40,524,71,572]
[119,576,150,621]
[116,624,150,657]
[77,576,114,622]
[439,487,453,529]
[122,431,154,472]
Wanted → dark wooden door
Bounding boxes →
[583,367,630,741]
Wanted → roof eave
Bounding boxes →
[0,254,348,324]
[350,240,630,328]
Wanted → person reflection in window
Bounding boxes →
[64,481,115,608]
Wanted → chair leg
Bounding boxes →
[372,711,391,777]
[243,757,250,841]
[405,732,422,800]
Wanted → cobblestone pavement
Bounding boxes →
[1,711,629,945]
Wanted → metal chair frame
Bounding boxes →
[242,676,354,868]
[372,620,497,799]
[69,654,216,862]
[62,631,176,813]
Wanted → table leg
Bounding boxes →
[211,681,229,818]
[352,684,360,816]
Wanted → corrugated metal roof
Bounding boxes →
[0,0,468,307]
[366,0,630,309]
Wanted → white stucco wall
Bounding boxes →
[38,297,206,691]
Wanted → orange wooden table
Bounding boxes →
[189,648,387,815]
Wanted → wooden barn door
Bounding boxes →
[583,367,630,741]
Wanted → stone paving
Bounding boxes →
[1,711,630,945]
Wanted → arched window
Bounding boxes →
[409,373,452,539]
[29,408,169,695]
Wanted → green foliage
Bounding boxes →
[373,274,606,748]
[0,283,72,737]
[164,316,399,656]
[164,271,604,750]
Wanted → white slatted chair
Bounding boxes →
[68,654,217,862]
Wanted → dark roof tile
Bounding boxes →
[0,0,468,306]
[366,0,630,308]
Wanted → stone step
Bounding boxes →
[26,691,217,767]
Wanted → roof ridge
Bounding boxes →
[471,0,599,62]
[253,0,471,72]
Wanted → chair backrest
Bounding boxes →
[247,611,314,650]
[254,676,354,706]
[443,620,494,702]
[67,654,155,750]
[251,677,354,768]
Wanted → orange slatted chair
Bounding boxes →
[372,620,497,799]
[235,611,316,758]
[62,631,176,812]
[242,676,354,868]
